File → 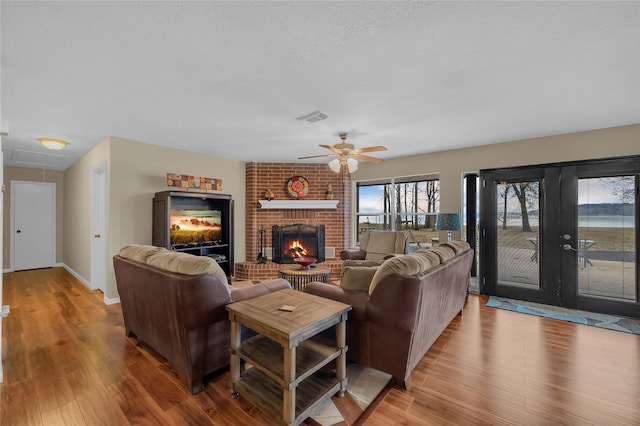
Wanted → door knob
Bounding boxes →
[16,230,21,233]
[563,244,577,251]
[94,234,101,238]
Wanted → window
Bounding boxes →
[355,176,440,246]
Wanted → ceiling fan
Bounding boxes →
[298,133,387,174]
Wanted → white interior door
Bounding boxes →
[91,162,106,293]
[0,150,4,383]
[12,181,56,271]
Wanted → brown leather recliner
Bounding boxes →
[340,230,409,260]
[113,244,290,394]
[306,241,473,389]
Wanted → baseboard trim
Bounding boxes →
[59,264,120,306]
[104,295,121,305]
[60,263,94,289]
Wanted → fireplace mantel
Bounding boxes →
[258,200,340,210]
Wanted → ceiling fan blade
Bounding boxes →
[355,145,387,153]
[297,153,335,160]
[319,144,343,154]
[354,153,384,164]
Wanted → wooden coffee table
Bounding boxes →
[227,289,351,426]
[278,265,331,291]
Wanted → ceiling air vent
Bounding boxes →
[11,148,69,169]
[296,110,328,123]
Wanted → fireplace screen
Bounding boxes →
[272,224,325,264]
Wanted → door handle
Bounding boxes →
[16,230,21,233]
[94,234,101,238]
[562,244,577,252]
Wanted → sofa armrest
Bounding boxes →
[304,282,369,320]
[230,278,291,302]
[366,275,421,332]
[340,249,366,260]
[180,276,234,330]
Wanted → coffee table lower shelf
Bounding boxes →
[234,367,340,425]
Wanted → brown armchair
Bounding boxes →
[340,230,410,260]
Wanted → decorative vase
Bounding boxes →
[325,183,334,200]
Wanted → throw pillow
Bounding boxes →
[340,265,379,292]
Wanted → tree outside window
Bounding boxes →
[356,177,440,246]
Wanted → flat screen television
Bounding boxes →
[170,208,222,245]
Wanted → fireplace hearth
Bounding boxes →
[272,224,325,264]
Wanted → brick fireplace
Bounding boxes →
[235,162,352,281]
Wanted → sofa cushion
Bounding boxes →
[118,244,167,263]
[364,232,399,260]
[413,248,442,266]
[340,265,380,292]
[342,259,385,269]
[369,252,440,295]
[147,251,228,285]
[441,240,471,255]
[428,245,456,262]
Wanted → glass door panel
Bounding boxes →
[496,181,541,289]
[481,166,559,304]
[577,176,636,301]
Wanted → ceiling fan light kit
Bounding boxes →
[298,132,386,175]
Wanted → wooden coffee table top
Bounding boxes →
[227,289,351,347]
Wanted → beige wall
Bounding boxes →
[3,166,64,268]
[63,138,110,285]
[352,124,640,241]
[64,136,246,300]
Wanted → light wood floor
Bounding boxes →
[2,267,639,425]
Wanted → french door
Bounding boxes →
[480,156,639,317]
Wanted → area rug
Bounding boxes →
[487,296,640,335]
[307,364,393,426]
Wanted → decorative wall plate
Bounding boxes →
[287,176,309,198]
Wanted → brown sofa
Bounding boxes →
[113,244,290,394]
[305,241,473,389]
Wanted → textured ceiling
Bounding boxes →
[1,1,639,170]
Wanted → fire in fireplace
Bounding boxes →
[272,224,325,264]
